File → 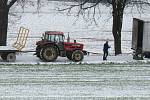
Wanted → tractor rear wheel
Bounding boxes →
[36,46,45,60]
[72,50,84,62]
[36,46,41,58]
[39,48,44,60]
[66,52,72,60]
[41,46,58,62]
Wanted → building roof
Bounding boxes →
[134,18,150,22]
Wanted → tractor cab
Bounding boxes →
[41,31,64,43]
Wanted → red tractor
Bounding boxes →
[35,31,85,62]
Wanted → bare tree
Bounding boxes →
[0,0,41,46]
[58,0,150,55]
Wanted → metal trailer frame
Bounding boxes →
[0,48,36,62]
[0,49,18,62]
[0,27,30,62]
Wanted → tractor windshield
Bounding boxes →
[44,33,64,42]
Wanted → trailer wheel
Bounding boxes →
[66,52,72,60]
[72,50,84,62]
[42,46,58,62]
[6,53,16,62]
[1,53,7,60]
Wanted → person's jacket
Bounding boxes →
[103,43,110,52]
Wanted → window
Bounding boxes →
[55,35,59,42]
[45,34,64,42]
[59,35,64,42]
[45,34,48,40]
[50,35,55,42]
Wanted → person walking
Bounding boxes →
[103,41,110,60]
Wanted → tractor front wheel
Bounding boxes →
[72,50,84,62]
[41,46,58,62]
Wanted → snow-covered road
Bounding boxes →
[0,64,150,99]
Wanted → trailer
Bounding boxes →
[0,27,29,62]
[132,18,150,60]
[0,46,19,62]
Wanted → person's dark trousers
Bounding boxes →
[103,51,108,60]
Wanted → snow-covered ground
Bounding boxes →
[1,1,150,99]
[4,1,150,64]
[0,63,150,99]
[0,52,150,65]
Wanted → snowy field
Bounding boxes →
[0,64,150,99]
[7,1,150,54]
[4,0,150,64]
[1,1,150,99]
